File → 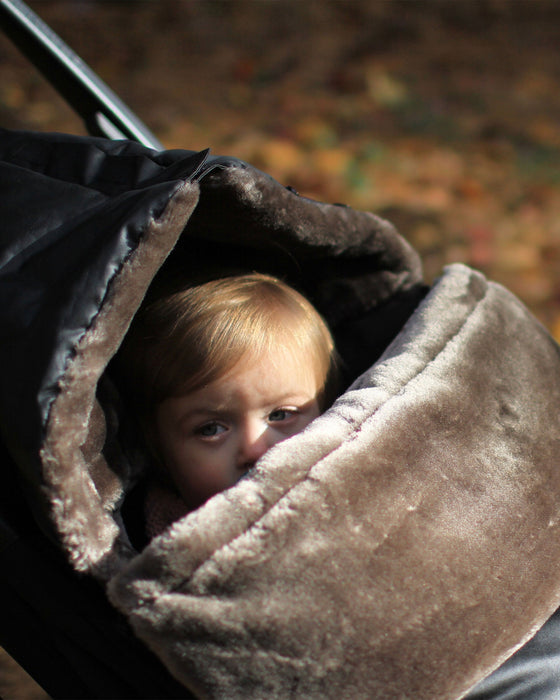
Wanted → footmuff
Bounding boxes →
[2,127,560,699]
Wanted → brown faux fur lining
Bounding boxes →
[40,181,200,580]
[187,165,424,325]
[108,265,560,699]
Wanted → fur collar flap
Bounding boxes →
[109,264,560,699]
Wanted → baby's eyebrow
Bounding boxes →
[180,407,225,419]
[177,406,232,425]
[272,392,317,403]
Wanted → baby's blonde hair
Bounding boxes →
[118,273,338,415]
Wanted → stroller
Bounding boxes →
[3,1,560,697]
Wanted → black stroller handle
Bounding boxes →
[0,0,163,149]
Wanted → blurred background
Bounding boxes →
[2,1,560,696]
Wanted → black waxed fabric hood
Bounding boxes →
[1,131,209,436]
[3,128,560,699]
[0,128,425,554]
[0,131,216,542]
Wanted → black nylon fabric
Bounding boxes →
[0,129,223,533]
[0,129,230,696]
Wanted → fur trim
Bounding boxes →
[40,182,200,579]
[108,265,560,698]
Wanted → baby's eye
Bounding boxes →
[195,422,227,438]
[268,408,296,423]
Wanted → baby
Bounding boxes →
[118,272,338,537]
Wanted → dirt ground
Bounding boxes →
[2,1,560,328]
[2,1,560,696]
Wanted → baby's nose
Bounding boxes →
[237,421,275,471]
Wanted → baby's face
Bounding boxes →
[154,348,321,510]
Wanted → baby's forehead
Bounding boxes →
[230,345,320,383]
[190,348,320,399]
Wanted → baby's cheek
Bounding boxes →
[169,451,235,509]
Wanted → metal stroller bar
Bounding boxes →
[0,0,163,149]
